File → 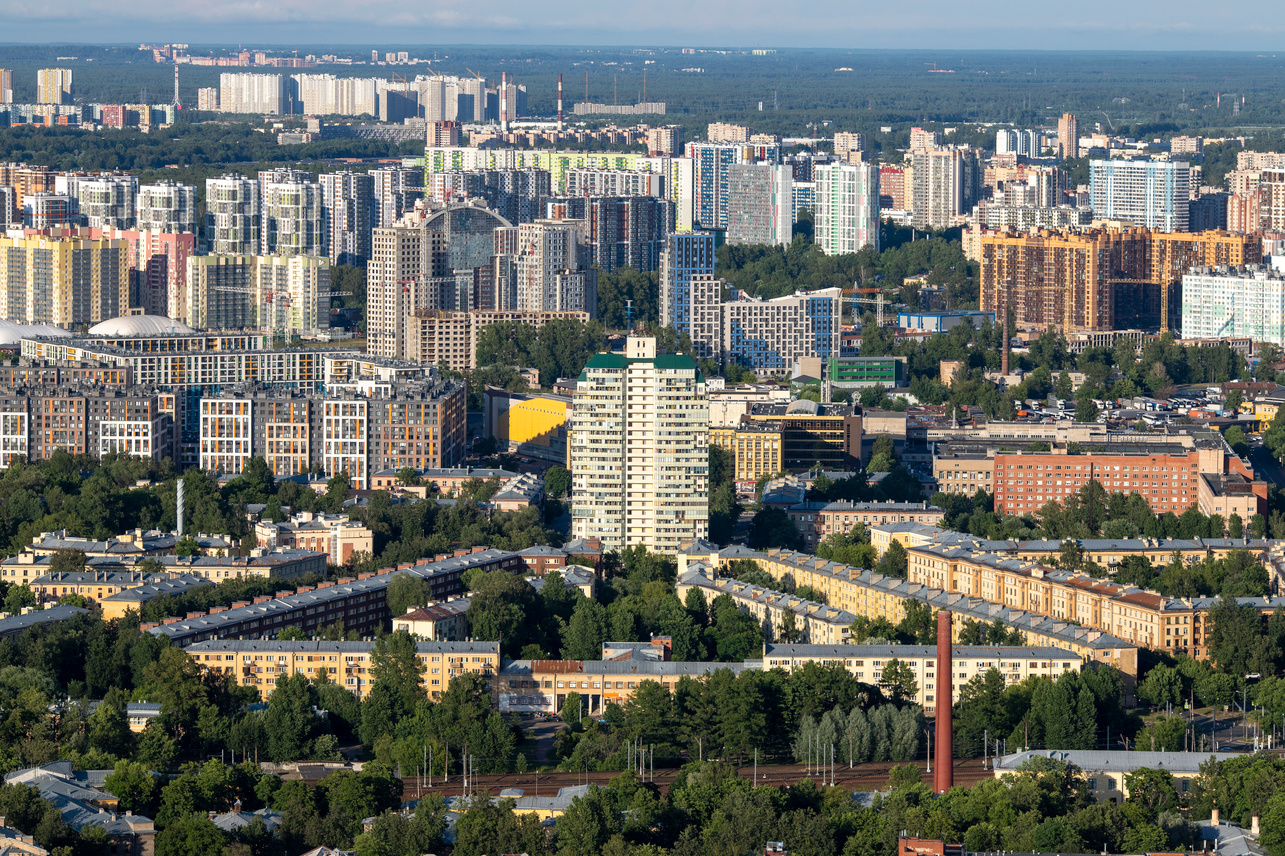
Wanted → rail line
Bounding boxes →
[400,758,994,800]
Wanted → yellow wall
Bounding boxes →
[502,397,569,448]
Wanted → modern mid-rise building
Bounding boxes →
[36,69,72,105]
[726,163,793,247]
[1090,159,1191,232]
[814,161,880,255]
[1182,263,1285,346]
[714,288,843,375]
[259,168,324,257]
[60,174,137,230]
[135,182,197,234]
[570,336,708,554]
[372,167,425,228]
[320,171,376,265]
[205,175,261,255]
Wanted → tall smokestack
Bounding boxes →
[1001,302,1009,375]
[934,610,953,794]
[557,73,563,131]
[500,72,509,132]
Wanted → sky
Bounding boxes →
[2,0,1285,50]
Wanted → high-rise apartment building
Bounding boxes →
[205,175,261,255]
[996,129,1040,157]
[320,172,375,266]
[197,88,219,111]
[660,231,716,339]
[726,164,793,247]
[833,132,867,158]
[687,142,779,229]
[1090,159,1191,232]
[0,234,128,326]
[372,167,425,228]
[980,227,1260,333]
[570,336,708,554]
[1182,263,1285,346]
[368,221,451,359]
[219,73,287,115]
[185,255,331,334]
[911,147,982,230]
[135,182,197,234]
[513,221,597,315]
[0,69,13,104]
[259,168,324,257]
[577,196,674,274]
[36,69,73,105]
[292,74,378,117]
[59,174,137,230]
[564,170,664,199]
[879,164,911,212]
[707,123,751,143]
[645,126,683,157]
[909,127,943,151]
[423,169,550,226]
[1057,113,1080,160]
[22,193,83,229]
[814,162,880,255]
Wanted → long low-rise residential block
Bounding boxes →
[762,643,1083,716]
[3,546,323,587]
[906,541,1285,659]
[497,651,761,716]
[142,548,521,645]
[402,309,590,371]
[0,605,89,639]
[98,575,216,619]
[186,639,501,700]
[678,542,1140,681]
[994,750,1246,802]
[676,565,857,645]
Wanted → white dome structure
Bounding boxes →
[0,320,73,347]
[87,315,196,337]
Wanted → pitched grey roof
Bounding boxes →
[0,605,89,637]
[994,749,1246,774]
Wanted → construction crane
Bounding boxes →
[843,286,895,327]
[210,282,337,344]
[465,68,486,83]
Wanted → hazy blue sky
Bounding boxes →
[3,0,1285,50]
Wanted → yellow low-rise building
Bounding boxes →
[868,523,947,556]
[763,643,1082,716]
[186,639,500,701]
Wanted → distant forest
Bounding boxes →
[4,45,1285,140]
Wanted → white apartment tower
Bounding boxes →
[219,73,287,115]
[205,175,261,255]
[136,182,197,234]
[368,222,449,359]
[814,162,880,255]
[259,169,324,257]
[570,336,709,554]
[59,174,137,230]
[726,163,793,247]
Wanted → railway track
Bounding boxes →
[401,758,994,800]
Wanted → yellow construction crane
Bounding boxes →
[843,286,896,326]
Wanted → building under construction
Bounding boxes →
[979,227,1260,333]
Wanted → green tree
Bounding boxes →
[265,672,320,762]
[879,659,917,703]
[88,688,135,758]
[386,574,432,619]
[103,760,159,815]
[1075,397,1100,423]
[154,812,228,856]
[545,466,571,499]
[561,597,608,660]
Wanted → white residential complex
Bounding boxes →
[1089,159,1191,232]
[185,254,330,334]
[220,73,287,115]
[814,162,880,255]
[995,129,1041,157]
[570,336,709,554]
[205,175,261,255]
[293,74,378,117]
[1181,263,1285,346]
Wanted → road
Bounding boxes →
[400,757,994,800]
[1249,445,1285,492]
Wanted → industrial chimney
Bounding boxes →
[934,610,953,793]
[557,73,564,131]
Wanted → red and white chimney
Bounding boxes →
[557,73,564,131]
